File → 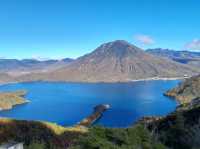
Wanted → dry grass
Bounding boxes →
[0,90,29,110]
[42,121,88,135]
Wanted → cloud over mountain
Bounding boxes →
[135,34,155,45]
[185,39,200,51]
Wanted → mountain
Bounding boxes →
[0,58,74,72]
[0,58,74,76]
[15,40,200,83]
[0,73,14,84]
[165,75,200,103]
[147,48,200,67]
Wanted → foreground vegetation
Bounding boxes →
[0,118,87,149]
[69,125,166,149]
[0,117,166,149]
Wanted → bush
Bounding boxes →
[69,124,167,149]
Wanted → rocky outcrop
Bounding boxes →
[165,75,200,104]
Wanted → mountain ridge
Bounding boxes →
[147,48,200,67]
[12,40,200,83]
[0,58,74,72]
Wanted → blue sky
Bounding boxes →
[0,0,199,59]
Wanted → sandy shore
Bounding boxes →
[131,76,189,82]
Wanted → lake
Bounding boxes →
[0,80,180,127]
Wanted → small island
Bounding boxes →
[0,90,29,111]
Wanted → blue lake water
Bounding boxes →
[0,80,180,127]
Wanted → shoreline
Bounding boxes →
[130,76,189,82]
[0,76,189,86]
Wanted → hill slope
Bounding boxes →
[0,73,14,84]
[141,97,200,149]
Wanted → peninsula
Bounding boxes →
[77,104,110,127]
[0,90,29,111]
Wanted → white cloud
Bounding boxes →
[135,34,155,45]
[32,55,52,61]
[185,39,200,51]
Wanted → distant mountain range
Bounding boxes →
[0,40,200,83]
[0,58,74,76]
[147,48,200,67]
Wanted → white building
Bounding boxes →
[0,142,23,149]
